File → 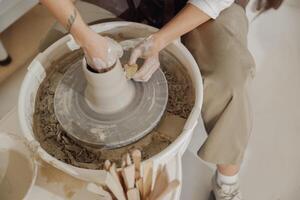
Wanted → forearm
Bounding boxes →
[40,0,90,45]
[40,0,122,71]
[154,4,211,50]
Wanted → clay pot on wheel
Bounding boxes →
[82,58,135,114]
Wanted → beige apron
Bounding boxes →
[183,3,255,164]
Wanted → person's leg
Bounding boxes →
[182,3,255,199]
[217,164,239,187]
[217,165,240,177]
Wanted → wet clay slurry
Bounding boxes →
[0,150,34,200]
[33,49,194,169]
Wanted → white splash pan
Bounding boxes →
[18,21,203,200]
[0,132,38,200]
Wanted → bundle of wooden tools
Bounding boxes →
[87,149,180,200]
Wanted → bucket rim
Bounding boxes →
[18,21,203,173]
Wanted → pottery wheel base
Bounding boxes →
[54,59,168,149]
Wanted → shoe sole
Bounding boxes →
[209,191,216,200]
[0,56,12,66]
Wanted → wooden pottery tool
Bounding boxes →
[135,178,144,199]
[122,164,135,191]
[127,188,141,200]
[149,165,169,200]
[131,149,142,180]
[104,160,111,171]
[84,170,125,200]
[143,160,153,199]
[126,153,132,166]
[109,163,125,198]
[121,154,127,168]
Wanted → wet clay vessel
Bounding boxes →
[83,58,135,114]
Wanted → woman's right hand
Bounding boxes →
[129,34,163,82]
[74,28,123,72]
[39,0,122,72]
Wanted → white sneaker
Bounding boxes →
[211,173,242,200]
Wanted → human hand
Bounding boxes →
[128,35,162,82]
[75,29,123,72]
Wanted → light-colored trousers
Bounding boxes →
[183,4,255,165]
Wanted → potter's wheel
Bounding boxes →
[54,56,168,149]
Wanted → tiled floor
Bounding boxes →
[242,4,300,200]
[0,4,55,117]
[0,4,55,84]
[0,2,300,200]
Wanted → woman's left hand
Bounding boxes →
[128,35,162,82]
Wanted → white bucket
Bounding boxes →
[18,22,203,199]
[0,132,37,200]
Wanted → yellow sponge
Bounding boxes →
[124,64,138,79]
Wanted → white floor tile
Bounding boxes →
[0,66,27,119]
[181,150,214,200]
[242,5,300,200]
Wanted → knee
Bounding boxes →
[227,68,251,91]
[219,53,255,93]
